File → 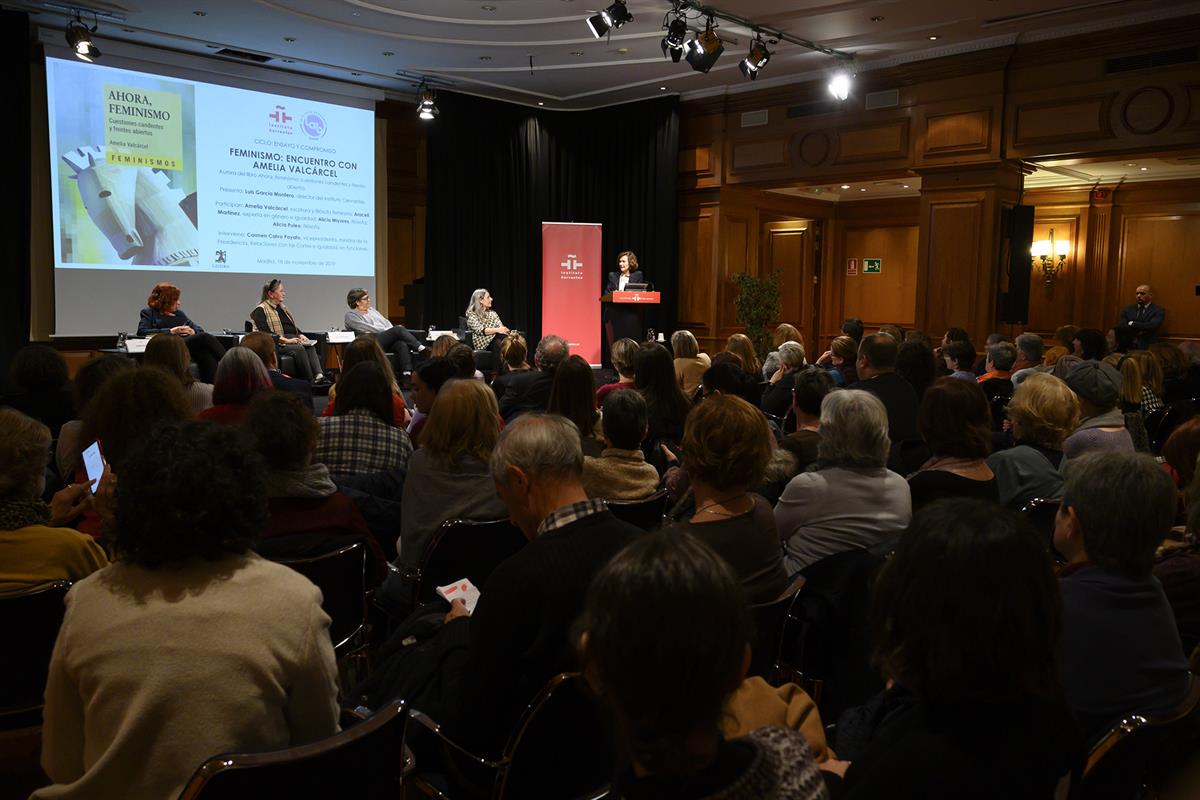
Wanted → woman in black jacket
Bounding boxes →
[137,282,226,383]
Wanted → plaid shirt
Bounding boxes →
[536,498,608,537]
[465,309,503,351]
[315,409,412,476]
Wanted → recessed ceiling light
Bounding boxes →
[282,58,295,63]
[902,184,910,189]
[928,35,939,41]
[284,37,296,42]
[193,11,206,16]
[382,51,394,57]
[840,184,850,189]
[659,86,667,91]
[479,55,492,61]
[570,51,584,56]
[1140,167,1149,171]
[811,188,822,193]
[481,4,496,9]
[351,72,361,76]
[123,28,135,32]
[537,101,545,106]
[860,188,867,192]
[617,47,629,54]
[1125,163,1136,167]
[871,16,884,22]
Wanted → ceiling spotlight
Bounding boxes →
[65,17,100,62]
[661,15,687,63]
[840,184,850,189]
[685,17,724,74]
[928,35,939,41]
[827,69,852,101]
[587,0,632,39]
[416,82,438,121]
[739,36,770,80]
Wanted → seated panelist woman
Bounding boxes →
[464,288,509,354]
[137,283,226,384]
[251,279,327,385]
[343,288,425,374]
[604,250,645,345]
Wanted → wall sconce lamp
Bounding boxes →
[1030,228,1068,287]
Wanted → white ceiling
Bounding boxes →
[13,0,1200,109]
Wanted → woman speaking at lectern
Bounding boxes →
[604,251,645,346]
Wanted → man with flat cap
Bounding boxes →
[1062,360,1135,461]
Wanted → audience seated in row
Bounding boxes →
[635,341,693,469]
[847,333,919,448]
[815,335,859,386]
[314,361,413,477]
[672,329,711,396]
[240,330,315,406]
[497,334,568,421]
[197,346,272,426]
[489,331,530,401]
[761,341,807,419]
[907,378,998,510]
[986,372,1078,509]
[596,337,637,406]
[55,355,135,479]
[407,356,457,446]
[1061,360,1135,461]
[143,332,213,415]
[548,354,605,455]
[582,389,660,501]
[725,332,762,382]
[2,344,75,439]
[322,336,409,426]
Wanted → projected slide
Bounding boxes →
[46,57,374,276]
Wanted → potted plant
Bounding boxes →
[731,271,781,358]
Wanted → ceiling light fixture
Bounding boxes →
[928,35,939,40]
[661,14,688,63]
[416,81,438,121]
[828,69,853,101]
[739,35,771,80]
[586,0,632,39]
[685,16,724,74]
[65,15,100,62]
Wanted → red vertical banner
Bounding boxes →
[542,222,602,365]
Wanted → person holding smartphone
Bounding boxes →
[0,408,108,594]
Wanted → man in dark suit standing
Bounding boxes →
[1118,284,1165,350]
[498,334,569,421]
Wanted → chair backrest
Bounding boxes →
[0,581,72,721]
[1149,402,1199,453]
[606,490,669,532]
[496,673,612,799]
[990,394,1011,430]
[272,541,367,653]
[416,518,527,605]
[1078,675,1200,799]
[749,574,807,681]
[178,699,410,800]
[1020,497,1063,560]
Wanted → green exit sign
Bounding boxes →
[864,258,882,274]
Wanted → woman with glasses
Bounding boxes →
[250,279,326,384]
[344,288,425,374]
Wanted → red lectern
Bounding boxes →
[601,291,661,349]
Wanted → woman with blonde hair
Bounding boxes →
[143,332,213,415]
[986,373,1079,509]
[725,333,762,380]
[491,332,531,401]
[1103,352,1149,450]
[671,329,711,396]
[773,323,804,350]
[397,379,506,569]
[1127,350,1165,413]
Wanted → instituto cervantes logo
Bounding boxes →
[559,253,584,281]
[268,105,294,134]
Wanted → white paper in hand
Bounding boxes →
[436,578,481,614]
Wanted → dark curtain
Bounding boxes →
[0,11,32,387]
[425,93,679,344]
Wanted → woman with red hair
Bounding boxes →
[137,282,226,383]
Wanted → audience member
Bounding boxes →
[725,333,762,380]
[81,368,191,475]
[1161,418,1200,489]
[597,337,637,406]
[490,332,530,401]
[778,367,833,471]
[198,346,273,425]
[895,339,938,399]
[55,355,135,478]
[972,333,1006,376]
[936,327,970,359]
[447,342,480,380]
[1011,333,1045,385]
[761,341,807,418]
[242,390,383,580]
[700,360,760,404]
[635,342,693,463]
[669,395,788,603]
[824,499,1079,799]
[672,329,712,396]
[979,341,1016,385]
[498,334,569,421]
[429,333,459,359]
[905,329,934,348]
[1054,452,1190,737]
[1042,345,1069,368]
[987,373,1077,509]
[815,335,859,386]
[942,339,976,381]
[762,324,805,384]
[1055,324,1080,350]
[240,330,314,405]
[1150,341,1200,404]
[36,421,339,800]
[579,531,825,800]
[323,336,409,425]
[1127,349,1165,413]
[775,390,911,574]
[1103,352,1149,450]
[848,333,919,446]
[878,324,905,344]
[582,389,660,501]
[397,379,506,569]
[407,357,457,446]
[0,409,107,595]
[434,414,642,756]
[1062,360,1134,460]
[1072,328,1108,361]
[842,317,865,344]
[908,378,997,510]
[1052,353,1082,380]
[2,344,74,438]
[314,361,412,476]
[548,354,604,455]
[143,332,213,415]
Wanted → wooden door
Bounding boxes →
[762,219,816,353]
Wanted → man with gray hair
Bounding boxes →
[978,340,1017,405]
[1011,333,1045,386]
[497,334,569,421]
[437,413,641,753]
[1055,451,1190,737]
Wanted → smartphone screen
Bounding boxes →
[82,441,104,489]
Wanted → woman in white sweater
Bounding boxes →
[36,421,340,800]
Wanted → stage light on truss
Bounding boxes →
[685,18,723,74]
[827,69,853,101]
[586,0,633,39]
[416,83,438,120]
[661,16,688,62]
[66,17,100,62]
[739,37,770,80]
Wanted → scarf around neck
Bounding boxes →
[0,498,52,531]
[265,464,337,499]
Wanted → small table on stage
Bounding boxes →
[601,290,661,347]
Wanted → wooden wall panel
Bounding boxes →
[717,212,754,338]
[763,223,811,346]
[841,226,919,329]
[677,206,716,333]
[1115,213,1200,340]
[834,120,910,164]
[920,199,985,341]
[731,139,788,172]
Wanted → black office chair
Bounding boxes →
[413,518,527,606]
